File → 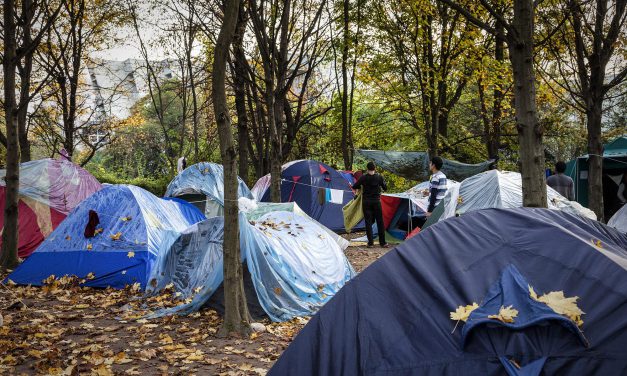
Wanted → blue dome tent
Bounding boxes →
[251,160,359,232]
[270,208,627,375]
[165,162,253,217]
[7,185,205,289]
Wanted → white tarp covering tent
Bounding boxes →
[148,211,355,321]
[454,170,597,220]
[608,205,627,234]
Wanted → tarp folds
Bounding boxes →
[269,208,627,375]
[456,170,597,220]
[165,162,253,217]
[356,149,493,181]
[0,158,102,258]
[608,205,627,234]
[7,185,205,289]
[149,211,355,322]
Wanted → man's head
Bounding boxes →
[555,161,566,174]
[367,161,376,175]
[430,156,443,173]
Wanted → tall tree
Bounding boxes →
[1,0,21,269]
[248,0,329,200]
[542,0,627,220]
[438,0,548,207]
[369,0,473,156]
[212,0,251,335]
[1,0,60,268]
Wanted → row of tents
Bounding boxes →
[2,156,626,321]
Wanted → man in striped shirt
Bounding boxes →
[425,156,447,217]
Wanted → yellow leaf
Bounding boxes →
[86,272,95,280]
[120,216,132,222]
[91,364,114,376]
[449,302,479,322]
[65,235,72,241]
[95,228,103,235]
[488,305,518,323]
[127,251,135,258]
[529,286,584,326]
[86,244,93,250]
[110,232,122,241]
[75,304,90,309]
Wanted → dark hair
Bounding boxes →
[431,156,443,170]
[555,161,566,173]
[367,161,376,171]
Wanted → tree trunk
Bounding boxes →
[212,0,251,336]
[1,0,21,269]
[508,0,547,208]
[17,0,34,163]
[490,26,505,164]
[233,5,249,185]
[340,0,351,170]
[586,101,604,221]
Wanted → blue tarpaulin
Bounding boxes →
[165,162,253,217]
[7,185,205,289]
[270,208,627,375]
[148,211,355,321]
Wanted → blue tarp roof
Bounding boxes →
[148,211,355,322]
[270,208,627,375]
[165,162,253,206]
[7,185,205,289]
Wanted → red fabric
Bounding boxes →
[288,176,301,202]
[353,171,363,181]
[380,195,401,230]
[0,186,67,259]
[318,164,328,175]
[406,226,421,240]
[84,210,100,238]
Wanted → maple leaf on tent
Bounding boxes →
[86,244,93,250]
[457,195,464,204]
[120,216,132,222]
[65,235,71,241]
[450,303,479,322]
[86,272,95,280]
[590,238,603,249]
[127,251,135,258]
[529,286,584,326]
[110,232,122,241]
[94,228,103,235]
[488,305,518,323]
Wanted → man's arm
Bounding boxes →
[427,188,438,213]
[352,175,364,190]
[380,175,387,191]
[569,179,575,201]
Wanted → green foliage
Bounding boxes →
[85,163,171,196]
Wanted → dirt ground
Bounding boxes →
[0,234,392,375]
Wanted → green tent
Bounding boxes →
[566,136,627,218]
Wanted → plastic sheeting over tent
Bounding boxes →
[0,158,102,258]
[270,208,627,375]
[7,185,205,289]
[356,149,494,181]
[165,162,253,217]
[148,211,355,322]
[251,160,359,232]
[608,205,627,233]
[454,170,597,220]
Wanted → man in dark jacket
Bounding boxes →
[352,162,388,248]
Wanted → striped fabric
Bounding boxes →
[429,171,448,207]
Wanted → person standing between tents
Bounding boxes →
[424,156,447,217]
[177,156,187,173]
[352,162,389,248]
[547,161,575,200]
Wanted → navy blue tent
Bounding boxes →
[251,160,359,232]
[270,208,627,375]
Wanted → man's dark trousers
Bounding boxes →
[363,199,386,246]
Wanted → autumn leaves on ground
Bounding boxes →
[0,240,387,375]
